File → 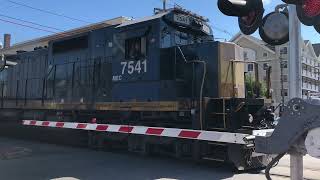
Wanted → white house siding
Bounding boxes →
[231,33,320,105]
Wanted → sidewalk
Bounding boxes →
[268,155,320,180]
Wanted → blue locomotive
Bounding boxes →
[0,7,273,170]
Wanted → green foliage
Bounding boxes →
[260,82,268,98]
[245,74,255,98]
[245,74,267,98]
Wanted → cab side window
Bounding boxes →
[125,36,147,60]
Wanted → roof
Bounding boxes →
[230,32,276,54]
[313,43,320,57]
[117,11,170,28]
[117,7,208,28]
[1,17,130,51]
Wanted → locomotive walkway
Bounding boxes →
[0,137,319,180]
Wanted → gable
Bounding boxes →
[304,42,318,58]
[231,33,275,54]
[313,44,320,57]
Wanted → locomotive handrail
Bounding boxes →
[177,46,207,130]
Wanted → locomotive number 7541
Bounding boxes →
[121,60,147,75]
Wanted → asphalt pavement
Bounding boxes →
[0,137,319,180]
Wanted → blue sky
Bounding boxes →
[0,0,319,45]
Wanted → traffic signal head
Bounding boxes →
[218,0,264,35]
[259,12,289,45]
[238,8,264,35]
[296,0,320,26]
[218,0,263,17]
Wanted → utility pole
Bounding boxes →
[280,56,285,111]
[288,4,303,180]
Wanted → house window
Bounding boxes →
[281,75,288,82]
[263,63,269,70]
[281,89,288,96]
[263,52,268,57]
[247,64,254,72]
[244,52,248,60]
[125,36,147,60]
[263,76,267,81]
[280,47,288,55]
[281,61,288,68]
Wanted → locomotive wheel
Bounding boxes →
[192,140,201,162]
[128,135,152,156]
[174,140,193,160]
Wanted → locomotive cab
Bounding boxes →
[111,8,214,102]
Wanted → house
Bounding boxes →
[231,32,320,105]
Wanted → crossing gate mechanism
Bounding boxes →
[251,98,320,180]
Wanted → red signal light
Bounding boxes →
[297,0,320,26]
[238,8,264,35]
[241,11,257,26]
[303,0,320,17]
[217,0,264,35]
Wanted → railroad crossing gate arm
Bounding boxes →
[254,98,320,154]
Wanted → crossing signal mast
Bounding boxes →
[217,1,320,180]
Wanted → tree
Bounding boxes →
[245,74,267,98]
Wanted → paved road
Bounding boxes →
[0,137,319,180]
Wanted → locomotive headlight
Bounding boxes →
[248,114,253,123]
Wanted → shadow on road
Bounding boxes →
[0,137,244,180]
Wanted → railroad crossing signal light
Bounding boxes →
[259,12,289,45]
[217,0,319,44]
[238,7,264,35]
[217,0,264,35]
[296,0,320,26]
[218,0,253,17]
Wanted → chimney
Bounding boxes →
[4,34,11,49]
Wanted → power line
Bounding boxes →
[211,25,234,37]
[0,17,85,38]
[0,13,64,32]
[0,17,57,34]
[6,0,91,24]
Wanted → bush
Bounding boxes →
[245,74,267,98]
